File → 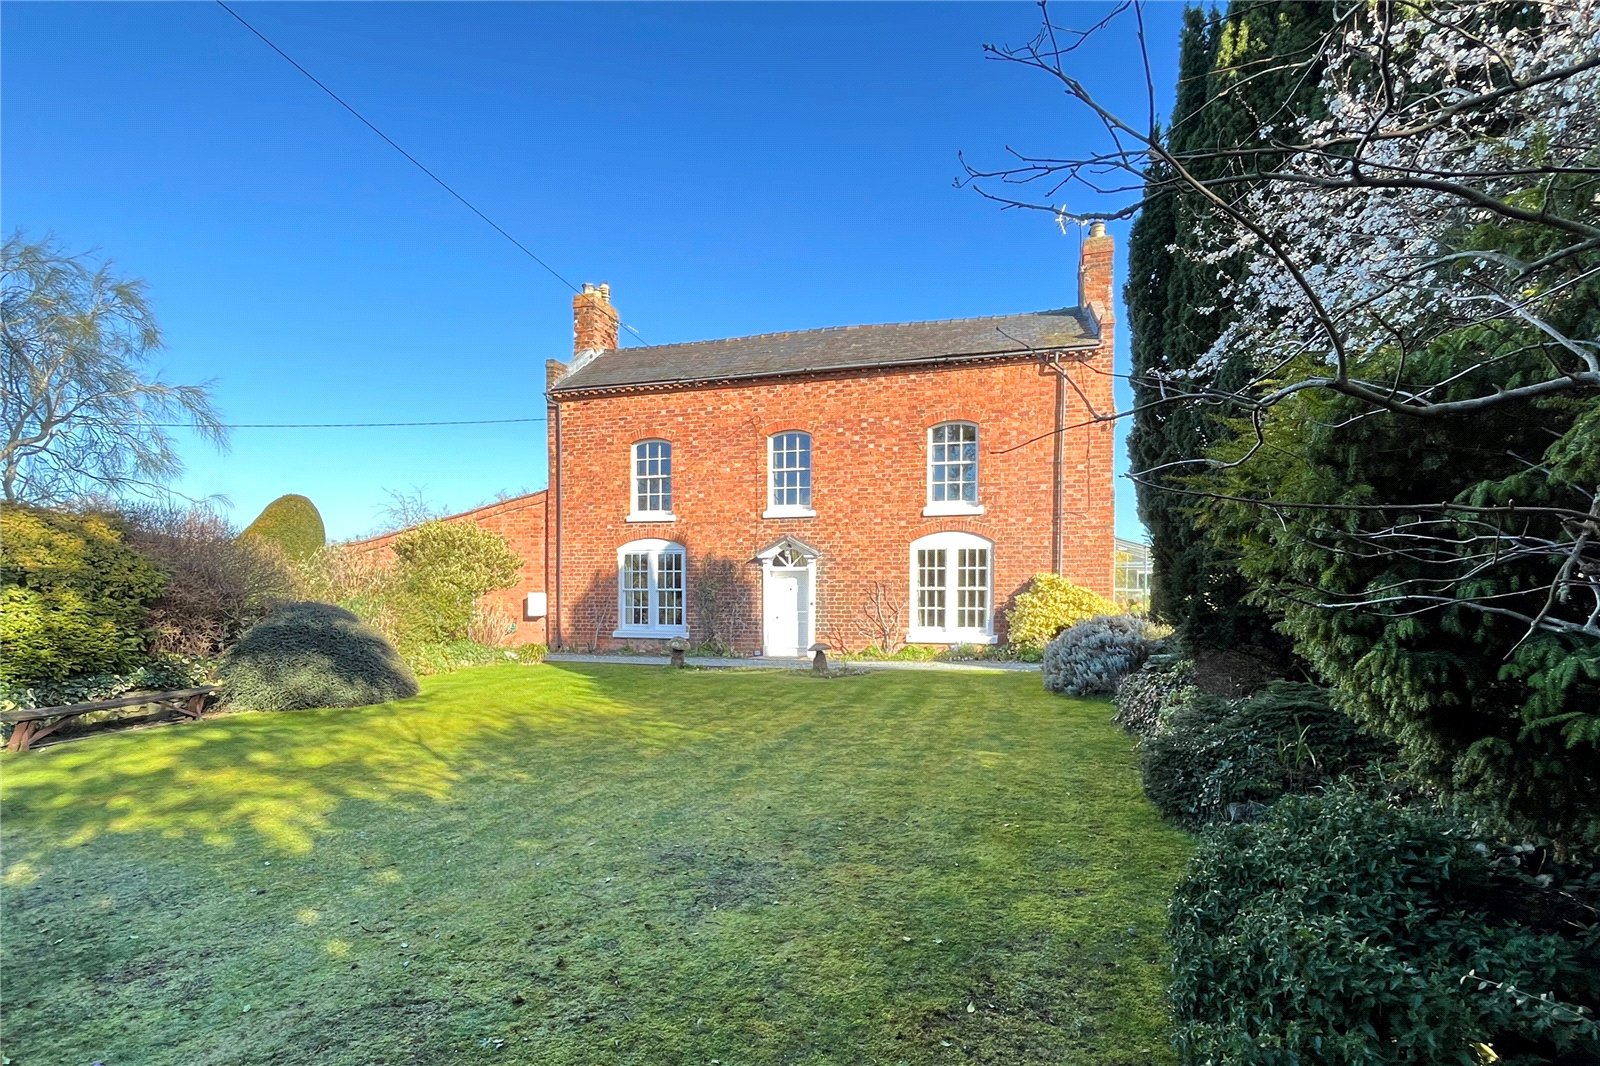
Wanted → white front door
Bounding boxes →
[763,567,810,657]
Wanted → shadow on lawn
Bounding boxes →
[0,663,724,875]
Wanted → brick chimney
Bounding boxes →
[1077,221,1115,330]
[573,282,619,358]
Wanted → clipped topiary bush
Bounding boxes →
[1042,614,1153,696]
[0,505,166,686]
[240,494,326,561]
[220,601,417,712]
[1141,681,1392,827]
[1004,574,1118,650]
[1170,790,1600,1065]
[1112,657,1195,737]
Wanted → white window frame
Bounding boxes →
[906,531,995,644]
[627,439,676,523]
[924,421,985,517]
[613,539,689,638]
[763,430,816,519]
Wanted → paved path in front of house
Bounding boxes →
[545,652,1040,673]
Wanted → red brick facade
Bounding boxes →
[545,230,1116,654]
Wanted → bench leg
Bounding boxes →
[7,720,39,753]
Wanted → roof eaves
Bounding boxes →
[550,341,1100,397]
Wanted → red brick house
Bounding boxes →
[359,227,1116,655]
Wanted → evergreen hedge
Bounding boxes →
[1141,681,1391,828]
[1171,791,1600,1064]
[0,505,165,686]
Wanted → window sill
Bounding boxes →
[625,512,677,524]
[762,506,817,520]
[905,628,997,645]
[612,625,689,640]
[922,502,986,518]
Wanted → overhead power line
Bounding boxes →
[214,0,647,345]
[154,416,547,429]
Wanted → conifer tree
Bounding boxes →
[1125,2,1336,656]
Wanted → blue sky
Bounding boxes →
[2,2,1183,541]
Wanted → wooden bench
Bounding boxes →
[0,686,219,753]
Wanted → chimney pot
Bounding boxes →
[1088,220,1106,238]
[572,281,620,358]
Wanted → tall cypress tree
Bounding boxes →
[1125,2,1336,659]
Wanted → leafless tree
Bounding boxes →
[856,581,907,653]
[1,232,226,504]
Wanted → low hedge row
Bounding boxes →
[1171,790,1600,1064]
[1141,681,1392,828]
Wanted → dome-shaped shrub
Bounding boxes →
[220,601,417,711]
[1005,574,1119,650]
[240,494,325,561]
[1043,614,1153,696]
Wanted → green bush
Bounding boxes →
[220,601,417,712]
[1004,574,1119,650]
[1042,614,1154,695]
[1170,791,1600,1065]
[1142,682,1392,827]
[388,521,520,651]
[240,494,326,561]
[0,505,166,686]
[1112,657,1195,737]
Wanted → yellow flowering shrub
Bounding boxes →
[1004,573,1118,650]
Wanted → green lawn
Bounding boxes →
[1,663,1189,1065]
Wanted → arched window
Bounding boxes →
[615,539,687,637]
[925,422,983,516]
[765,430,815,517]
[907,531,994,643]
[630,440,673,520]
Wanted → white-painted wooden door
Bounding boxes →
[764,568,809,657]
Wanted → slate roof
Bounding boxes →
[551,307,1099,393]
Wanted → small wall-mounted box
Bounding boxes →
[524,592,548,619]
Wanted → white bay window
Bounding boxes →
[908,531,994,643]
[615,539,687,638]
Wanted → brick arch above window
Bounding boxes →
[757,418,813,438]
[913,516,999,540]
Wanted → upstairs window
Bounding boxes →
[926,422,983,515]
[766,431,815,517]
[615,539,687,637]
[908,531,994,643]
[631,440,673,520]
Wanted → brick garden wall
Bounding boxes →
[345,492,549,646]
